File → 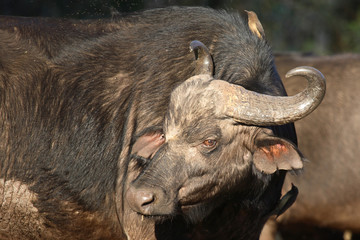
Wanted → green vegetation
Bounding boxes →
[1,0,359,54]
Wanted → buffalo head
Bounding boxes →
[126,41,326,222]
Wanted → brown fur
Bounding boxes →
[0,7,306,239]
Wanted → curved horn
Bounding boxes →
[190,40,214,76]
[212,66,326,126]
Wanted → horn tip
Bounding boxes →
[285,66,325,80]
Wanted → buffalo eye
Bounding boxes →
[201,139,217,149]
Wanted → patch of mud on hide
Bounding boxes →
[0,179,43,239]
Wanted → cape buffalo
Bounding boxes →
[0,7,325,239]
[260,53,360,240]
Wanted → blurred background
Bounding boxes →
[1,0,359,55]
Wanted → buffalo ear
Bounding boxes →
[245,10,265,39]
[131,130,165,159]
[253,134,303,174]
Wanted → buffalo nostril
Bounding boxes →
[137,190,155,207]
[126,187,156,215]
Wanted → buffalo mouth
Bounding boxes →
[125,178,218,218]
[125,185,178,216]
[178,180,222,223]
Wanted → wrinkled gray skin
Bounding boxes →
[260,54,360,240]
